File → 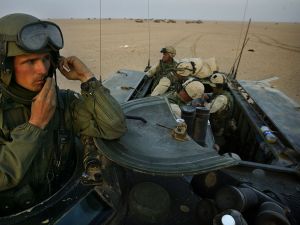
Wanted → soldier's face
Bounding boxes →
[162,52,172,63]
[14,53,50,92]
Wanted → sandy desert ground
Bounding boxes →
[52,19,300,104]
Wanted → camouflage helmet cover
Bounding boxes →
[210,73,225,84]
[160,46,176,57]
[183,78,204,99]
[209,73,226,87]
[175,61,194,77]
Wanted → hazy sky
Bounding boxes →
[1,0,300,22]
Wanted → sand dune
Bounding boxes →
[53,19,300,103]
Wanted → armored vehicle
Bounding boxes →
[0,66,299,225]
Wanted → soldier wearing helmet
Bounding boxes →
[0,13,126,214]
[145,46,178,96]
[167,78,205,118]
[205,73,234,137]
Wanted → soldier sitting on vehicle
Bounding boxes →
[145,46,178,95]
[150,61,194,96]
[193,73,235,137]
[166,78,205,118]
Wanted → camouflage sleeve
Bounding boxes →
[71,80,127,139]
[150,77,171,96]
[0,123,46,191]
[146,62,160,77]
[208,95,228,113]
[169,103,182,118]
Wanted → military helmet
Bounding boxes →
[160,46,176,57]
[0,13,39,57]
[0,13,64,85]
[175,61,195,77]
[183,78,204,99]
[209,73,226,86]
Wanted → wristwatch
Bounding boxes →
[80,77,97,92]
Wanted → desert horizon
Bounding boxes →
[52,18,300,104]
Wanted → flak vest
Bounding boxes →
[151,60,178,92]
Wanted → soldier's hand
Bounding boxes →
[29,78,57,129]
[191,98,205,107]
[204,93,213,103]
[58,56,94,82]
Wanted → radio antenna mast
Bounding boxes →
[145,0,151,72]
[229,0,250,80]
[99,0,102,81]
[233,19,251,79]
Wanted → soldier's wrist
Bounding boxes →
[80,73,94,83]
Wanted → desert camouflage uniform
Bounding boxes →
[209,90,234,135]
[147,59,178,95]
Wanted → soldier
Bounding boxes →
[146,46,178,96]
[205,73,234,136]
[167,78,205,118]
[0,13,126,213]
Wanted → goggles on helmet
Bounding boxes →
[17,21,64,52]
[160,48,167,53]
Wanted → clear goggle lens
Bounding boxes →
[17,21,64,51]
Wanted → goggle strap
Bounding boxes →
[190,61,196,74]
[0,34,17,42]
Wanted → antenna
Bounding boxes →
[228,0,250,80]
[99,0,102,81]
[144,0,151,72]
[232,0,249,67]
[231,19,251,80]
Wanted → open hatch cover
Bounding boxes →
[95,97,237,176]
[239,80,300,153]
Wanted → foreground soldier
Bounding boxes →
[0,13,126,213]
